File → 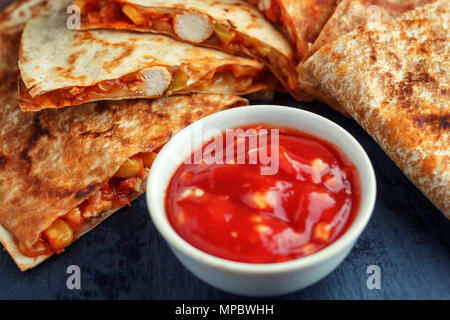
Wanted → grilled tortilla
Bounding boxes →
[0,0,248,271]
[297,0,435,112]
[302,0,435,61]
[248,0,337,61]
[303,1,449,217]
[72,0,308,100]
[18,0,272,111]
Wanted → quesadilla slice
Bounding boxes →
[297,0,435,112]
[303,0,449,217]
[0,1,248,271]
[18,0,275,111]
[71,0,308,100]
[302,0,435,62]
[248,0,337,61]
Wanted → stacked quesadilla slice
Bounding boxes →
[19,0,274,111]
[71,0,309,100]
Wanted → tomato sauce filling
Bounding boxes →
[18,151,159,257]
[21,63,270,109]
[73,0,299,94]
[166,126,360,263]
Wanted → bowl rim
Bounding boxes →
[146,105,376,275]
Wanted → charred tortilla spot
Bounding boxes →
[67,49,87,65]
[80,124,117,138]
[153,112,168,119]
[10,196,21,206]
[21,115,52,172]
[94,100,110,113]
[395,71,437,109]
[415,114,450,129]
[0,154,7,168]
[75,182,103,200]
[102,46,135,71]
[183,112,192,126]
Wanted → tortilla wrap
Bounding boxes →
[303,1,449,217]
[297,0,435,113]
[248,0,337,61]
[73,0,308,100]
[18,0,271,111]
[0,0,248,271]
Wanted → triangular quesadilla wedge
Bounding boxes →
[302,0,435,62]
[71,0,309,100]
[18,0,273,111]
[303,1,449,217]
[0,1,248,271]
[297,0,435,113]
[248,0,337,61]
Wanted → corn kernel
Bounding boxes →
[213,22,235,45]
[139,152,157,167]
[42,219,74,252]
[122,5,144,25]
[114,159,142,178]
[167,69,188,94]
[231,65,259,78]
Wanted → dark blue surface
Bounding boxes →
[1,94,449,300]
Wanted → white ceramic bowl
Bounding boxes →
[146,105,376,297]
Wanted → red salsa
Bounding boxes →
[165,126,360,263]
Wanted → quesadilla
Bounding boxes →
[71,0,309,100]
[0,0,248,271]
[297,0,435,112]
[248,0,337,61]
[303,1,449,217]
[18,0,274,111]
[302,0,435,62]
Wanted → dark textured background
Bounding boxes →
[1,0,449,300]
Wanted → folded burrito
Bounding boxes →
[248,0,337,61]
[71,0,309,100]
[303,1,449,217]
[0,0,248,271]
[297,0,436,112]
[19,0,272,111]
